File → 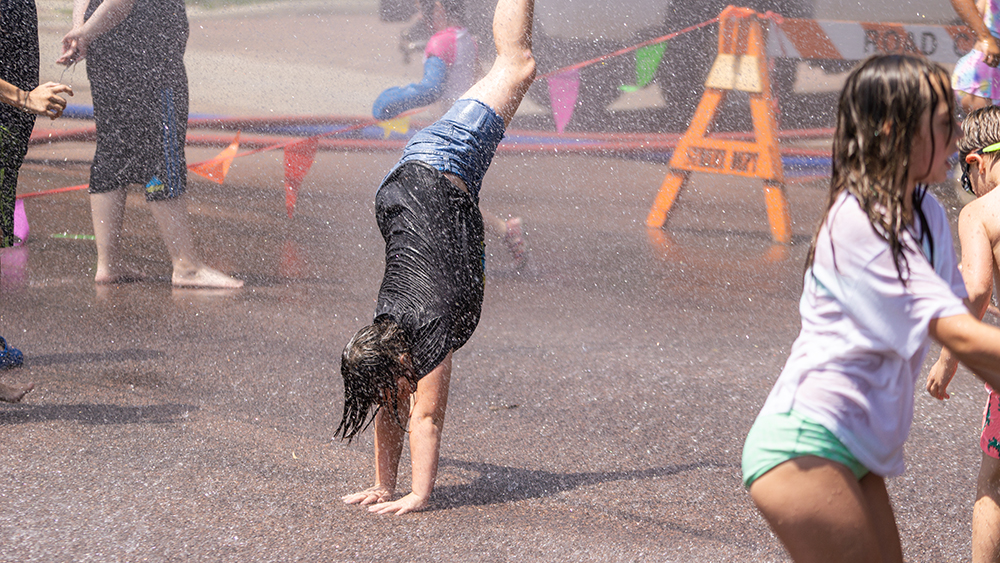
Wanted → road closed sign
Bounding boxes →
[769,18,974,64]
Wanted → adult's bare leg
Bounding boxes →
[147,196,242,288]
[0,381,33,403]
[90,189,143,283]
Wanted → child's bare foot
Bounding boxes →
[172,266,244,289]
[0,382,33,403]
[343,485,393,506]
[503,217,528,267]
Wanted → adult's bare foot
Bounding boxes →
[172,266,244,289]
[0,382,34,403]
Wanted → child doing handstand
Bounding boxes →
[743,55,1000,562]
[927,104,1000,563]
[335,0,535,516]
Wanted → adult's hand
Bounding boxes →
[23,82,73,119]
[57,28,89,65]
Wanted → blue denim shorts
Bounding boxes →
[387,98,506,202]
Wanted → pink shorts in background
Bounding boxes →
[982,385,1000,459]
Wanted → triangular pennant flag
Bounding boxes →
[378,116,411,138]
[189,131,241,184]
[620,43,667,92]
[12,198,28,246]
[283,137,318,218]
[547,69,580,134]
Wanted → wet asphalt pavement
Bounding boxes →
[0,2,989,561]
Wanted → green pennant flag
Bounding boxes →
[620,43,667,92]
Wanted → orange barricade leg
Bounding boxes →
[647,8,792,244]
[646,171,688,229]
[762,180,791,244]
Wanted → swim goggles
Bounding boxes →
[962,141,1000,194]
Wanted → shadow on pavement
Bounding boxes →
[0,403,197,425]
[433,458,732,509]
[26,349,166,367]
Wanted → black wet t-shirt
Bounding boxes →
[374,161,485,378]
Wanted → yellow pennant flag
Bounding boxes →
[378,116,411,138]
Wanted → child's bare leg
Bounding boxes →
[0,381,33,403]
[749,456,902,563]
[342,405,407,505]
[973,453,1000,563]
[461,0,536,126]
[369,352,452,515]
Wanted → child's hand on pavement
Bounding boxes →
[342,485,392,506]
[368,492,427,515]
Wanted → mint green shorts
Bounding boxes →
[742,410,869,488]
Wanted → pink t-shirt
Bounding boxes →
[425,26,478,103]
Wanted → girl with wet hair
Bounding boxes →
[742,54,1000,562]
[338,0,535,516]
[337,318,414,441]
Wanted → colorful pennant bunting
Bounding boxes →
[189,131,241,184]
[283,138,318,218]
[620,43,667,92]
[547,69,580,134]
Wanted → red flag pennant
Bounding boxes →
[283,137,318,218]
[547,69,580,133]
[189,131,241,184]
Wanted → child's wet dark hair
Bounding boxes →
[959,105,1000,161]
[808,54,955,284]
[958,106,1000,195]
[336,317,413,442]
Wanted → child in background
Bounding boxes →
[742,54,1000,562]
[373,0,528,267]
[927,104,1000,563]
[952,0,1000,113]
[336,0,535,516]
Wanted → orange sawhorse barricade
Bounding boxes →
[645,6,789,243]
